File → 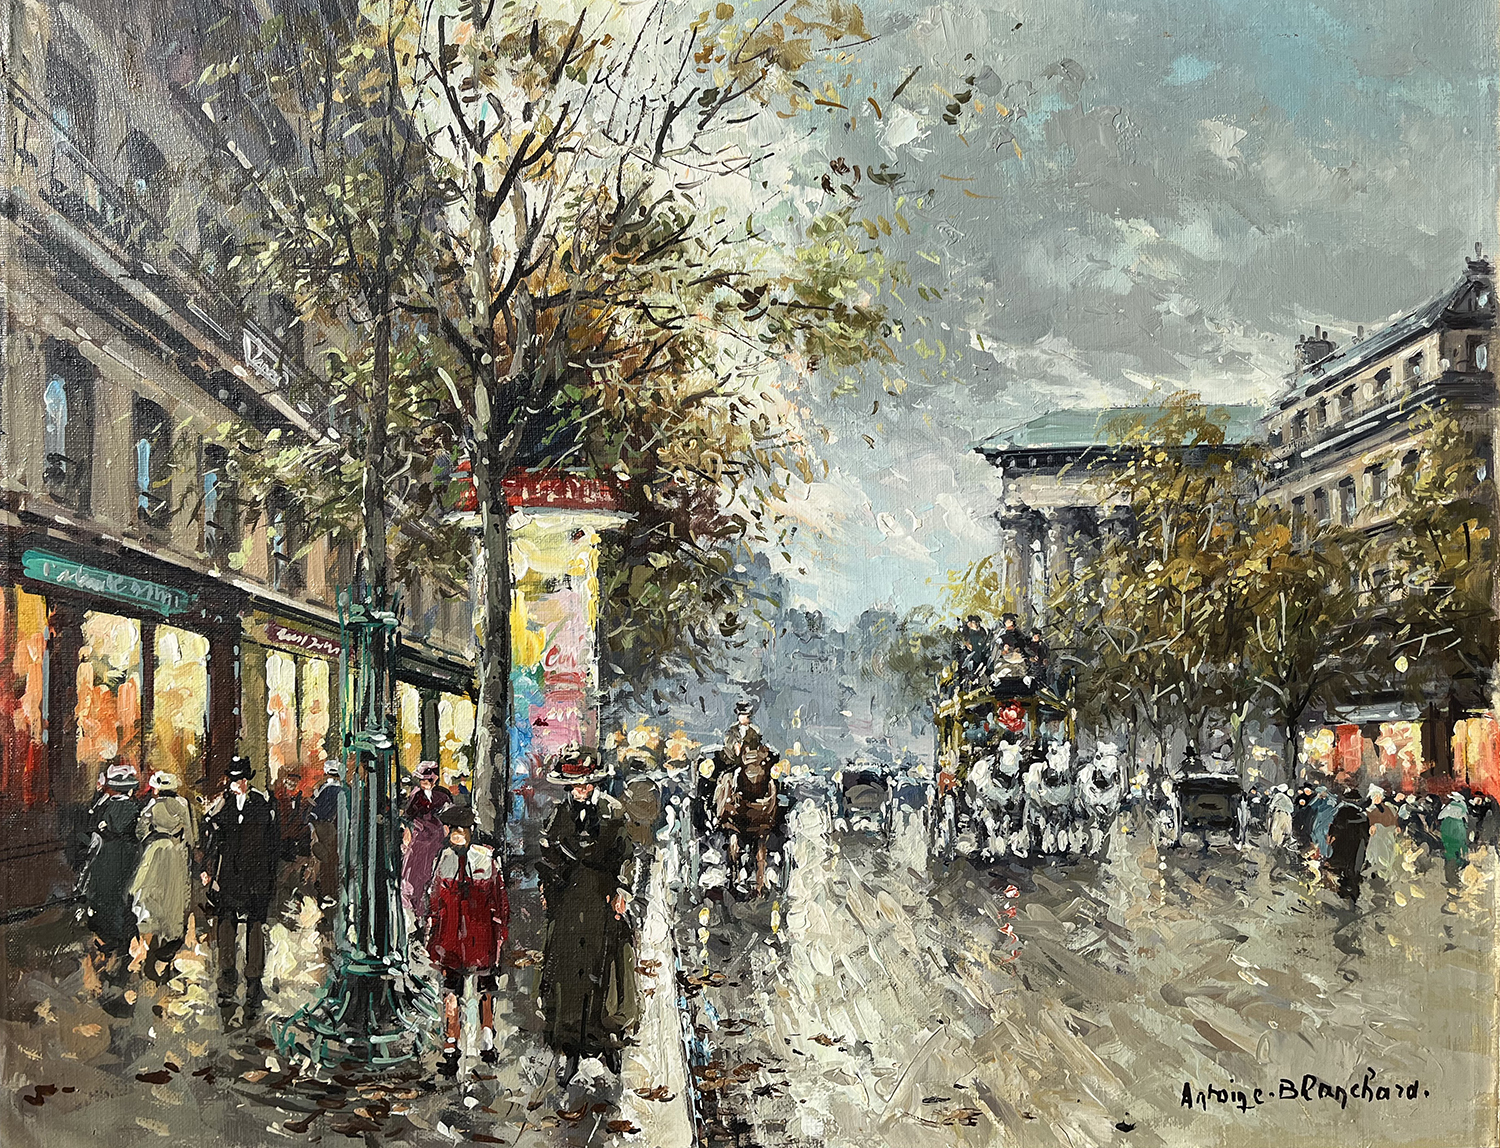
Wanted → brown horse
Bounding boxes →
[715,730,781,894]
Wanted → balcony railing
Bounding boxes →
[9,79,326,421]
[1266,371,1495,465]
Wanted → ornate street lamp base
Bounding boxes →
[276,953,439,1068]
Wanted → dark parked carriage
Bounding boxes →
[1170,772,1247,849]
[838,766,891,836]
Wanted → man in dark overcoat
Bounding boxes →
[204,756,279,1019]
[537,748,639,1088]
[79,761,145,990]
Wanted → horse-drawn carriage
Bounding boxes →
[930,654,1120,861]
[687,733,793,898]
[836,764,892,837]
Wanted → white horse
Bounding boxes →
[1074,742,1123,856]
[1024,742,1075,854]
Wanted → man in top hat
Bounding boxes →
[306,760,343,907]
[204,756,279,1020]
[537,747,639,1087]
[79,761,145,993]
[423,799,509,1075]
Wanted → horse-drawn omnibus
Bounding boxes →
[930,648,1106,860]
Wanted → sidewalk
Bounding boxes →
[0,846,695,1147]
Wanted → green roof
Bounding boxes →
[977,404,1266,452]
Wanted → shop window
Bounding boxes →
[265,648,333,789]
[133,395,171,530]
[300,658,331,777]
[1338,477,1357,525]
[398,682,423,781]
[1313,487,1330,526]
[42,339,96,511]
[75,612,143,795]
[197,208,237,279]
[202,443,238,559]
[148,626,209,787]
[45,47,96,154]
[0,587,49,809]
[1368,463,1387,506]
[438,693,476,792]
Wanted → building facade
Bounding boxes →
[0,0,475,914]
[974,406,1263,622]
[1260,251,1499,789]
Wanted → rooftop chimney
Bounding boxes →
[1295,326,1338,370]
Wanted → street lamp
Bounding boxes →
[278,586,437,1066]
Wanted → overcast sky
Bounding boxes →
[764,0,1499,624]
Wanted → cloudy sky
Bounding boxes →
[763,0,1499,623]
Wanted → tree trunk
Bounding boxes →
[470,431,516,841]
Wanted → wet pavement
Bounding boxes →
[0,850,693,1148]
[675,801,1497,1148]
[4,803,1495,1148]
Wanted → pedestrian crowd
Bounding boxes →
[1237,778,1497,899]
[73,745,642,1083]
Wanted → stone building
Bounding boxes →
[1260,250,1498,789]
[0,0,475,913]
[973,406,1264,622]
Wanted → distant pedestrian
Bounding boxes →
[306,761,342,906]
[274,772,309,876]
[1268,785,1295,848]
[401,760,452,923]
[204,757,279,1020]
[1365,785,1400,881]
[79,761,144,995]
[1324,791,1370,902]
[423,801,509,1075]
[130,771,198,982]
[538,748,639,1087]
[1310,786,1338,857]
[1439,791,1470,880]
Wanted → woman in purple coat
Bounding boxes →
[400,761,452,923]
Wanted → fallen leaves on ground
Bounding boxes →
[939,1107,983,1127]
[633,1085,675,1102]
[810,1033,843,1047]
[556,1104,589,1123]
[606,1120,641,1134]
[635,959,661,977]
[135,1070,175,1085]
[509,949,544,968]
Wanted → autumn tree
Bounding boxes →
[403,1,915,830]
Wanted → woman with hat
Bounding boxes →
[537,747,639,1087]
[423,799,508,1074]
[79,761,145,992]
[401,759,453,923]
[130,770,199,982]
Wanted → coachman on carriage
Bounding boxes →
[930,621,1119,861]
[689,701,791,898]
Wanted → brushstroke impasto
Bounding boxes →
[1,0,1496,1146]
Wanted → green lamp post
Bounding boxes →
[278,587,436,1066]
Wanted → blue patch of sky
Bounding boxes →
[1166,54,1218,86]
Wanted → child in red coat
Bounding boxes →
[425,802,509,1074]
